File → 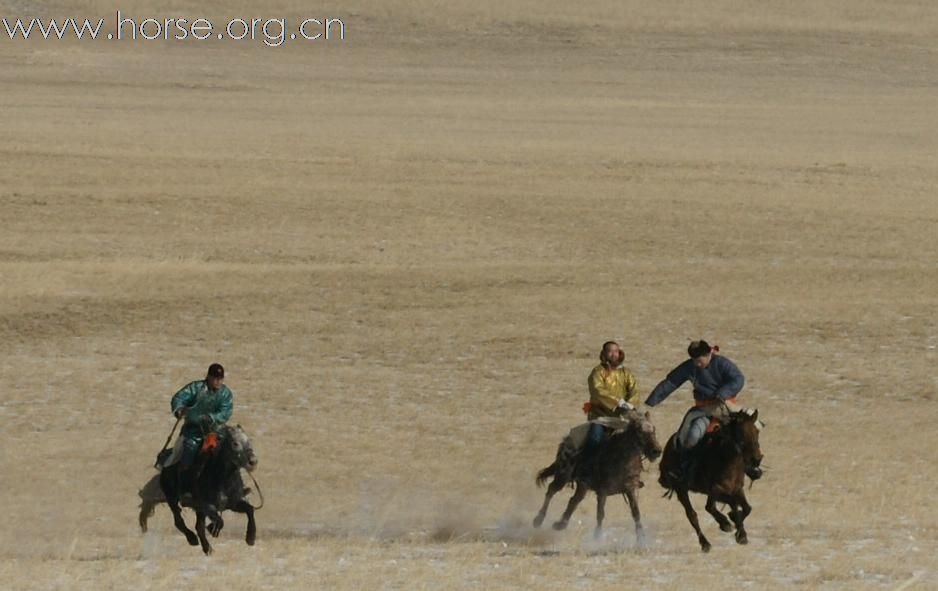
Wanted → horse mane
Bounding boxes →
[201,425,246,472]
[700,411,749,453]
[607,415,651,447]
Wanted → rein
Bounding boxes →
[246,471,265,510]
[226,427,264,510]
[215,432,266,510]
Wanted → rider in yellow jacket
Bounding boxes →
[579,341,641,473]
[587,346,641,420]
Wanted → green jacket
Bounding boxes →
[171,380,233,434]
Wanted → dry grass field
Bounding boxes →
[2,1,938,589]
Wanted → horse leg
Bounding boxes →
[729,492,752,545]
[167,498,199,546]
[208,517,224,538]
[533,478,566,528]
[623,489,645,548]
[204,504,224,538]
[594,493,606,540]
[230,499,257,546]
[553,482,588,531]
[195,510,213,555]
[705,495,734,532]
[676,488,710,552]
[161,468,198,546]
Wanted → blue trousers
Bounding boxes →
[585,422,605,450]
[179,428,203,469]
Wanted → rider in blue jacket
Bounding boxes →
[645,341,745,482]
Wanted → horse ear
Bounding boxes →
[750,409,758,422]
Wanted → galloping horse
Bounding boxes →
[533,412,662,542]
[659,408,763,552]
[139,424,260,555]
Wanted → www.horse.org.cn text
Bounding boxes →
[2,12,347,47]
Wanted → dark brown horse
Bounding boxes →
[533,412,662,542]
[658,409,763,552]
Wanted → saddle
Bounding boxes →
[567,415,635,450]
[155,436,186,470]
[154,431,222,470]
[702,406,761,435]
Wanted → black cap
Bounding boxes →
[207,363,225,379]
[687,340,712,358]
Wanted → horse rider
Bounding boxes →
[170,363,234,491]
[643,340,745,483]
[579,341,641,473]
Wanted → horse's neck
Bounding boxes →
[709,424,746,460]
[608,427,643,455]
[204,441,238,477]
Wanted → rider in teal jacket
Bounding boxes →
[171,363,233,471]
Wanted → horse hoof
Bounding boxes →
[532,515,545,529]
[186,534,199,546]
[736,532,748,545]
[552,521,568,531]
[246,534,256,546]
[202,546,213,556]
[720,522,734,533]
[701,542,711,553]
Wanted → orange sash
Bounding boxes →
[200,432,220,454]
[695,396,737,408]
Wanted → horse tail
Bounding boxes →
[536,463,556,488]
[138,500,156,532]
[537,437,579,487]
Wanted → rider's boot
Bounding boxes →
[667,444,699,486]
[575,423,606,481]
[576,445,598,481]
[176,439,199,503]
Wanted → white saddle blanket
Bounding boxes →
[158,436,186,469]
[566,416,634,449]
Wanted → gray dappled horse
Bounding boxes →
[534,412,662,543]
[139,424,259,554]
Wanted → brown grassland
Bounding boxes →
[2,0,938,589]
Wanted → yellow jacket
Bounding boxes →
[587,364,640,419]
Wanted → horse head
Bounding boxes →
[223,424,258,473]
[729,409,763,478]
[635,411,663,462]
